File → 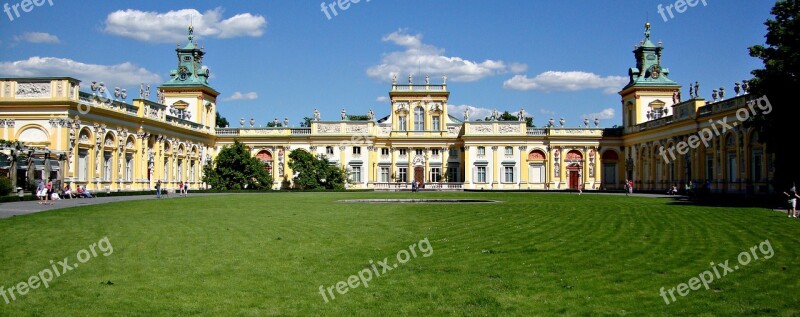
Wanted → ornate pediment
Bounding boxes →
[172,100,190,110]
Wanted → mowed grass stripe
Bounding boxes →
[0,192,798,316]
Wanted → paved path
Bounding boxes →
[0,191,784,219]
[0,193,221,219]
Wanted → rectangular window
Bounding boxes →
[381,148,389,156]
[448,167,458,182]
[398,116,407,131]
[449,147,457,157]
[531,163,546,183]
[177,159,183,181]
[189,160,195,182]
[353,147,361,155]
[380,167,389,182]
[125,154,133,181]
[430,167,441,182]
[752,152,762,181]
[416,149,424,156]
[432,149,440,156]
[505,146,513,156]
[432,116,440,131]
[727,154,736,182]
[326,146,334,155]
[350,166,362,183]
[602,163,616,185]
[477,166,487,183]
[398,167,408,182]
[78,149,88,181]
[164,159,169,180]
[478,147,486,156]
[103,151,112,181]
[504,166,514,183]
[399,149,407,156]
[706,155,714,181]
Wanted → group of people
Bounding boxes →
[154,180,189,198]
[35,179,55,205]
[624,179,634,195]
[36,180,93,204]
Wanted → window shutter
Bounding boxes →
[472,166,476,182]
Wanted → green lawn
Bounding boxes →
[0,192,798,316]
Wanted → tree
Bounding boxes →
[266,121,283,128]
[347,115,370,121]
[202,140,273,190]
[287,149,348,190]
[485,111,535,127]
[301,117,313,127]
[215,111,229,128]
[746,0,799,188]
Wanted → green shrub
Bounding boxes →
[0,177,12,196]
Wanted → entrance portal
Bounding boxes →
[414,166,424,188]
[567,164,581,189]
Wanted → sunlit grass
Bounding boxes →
[0,192,797,316]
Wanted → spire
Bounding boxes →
[163,20,212,88]
[622,22,678,90]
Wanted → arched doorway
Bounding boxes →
[566,150,583,189]
[412,155,425,188]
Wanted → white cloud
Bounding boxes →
[0,57,161,86]
[224,91,258,101]
[504,71,627,94]
[447,104,494,121]
[583,108,615,120]
[104,7,266,43]
[509,62,528,73]
[367,29,520,83]
[13,32,60,44]
[376,96,389,103]
[539,108,556,116]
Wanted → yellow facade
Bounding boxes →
[0,24,773,194]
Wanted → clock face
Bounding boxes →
[178,67,189,80]
[183,56,191,61]
[646,54,656,60]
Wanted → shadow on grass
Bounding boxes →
[661,193,782,210]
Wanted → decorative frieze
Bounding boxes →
[15,82,50,98]
[318,123,341,134]
[0,119,15,127]
[469,124,493,134]
[346,124,369,134]
[498,124,521,134]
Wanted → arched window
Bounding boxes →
[414,106,425,131]
[256,150,273,173]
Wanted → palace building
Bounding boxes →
[0,23,774,194]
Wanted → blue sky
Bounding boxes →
[0,0,775,127]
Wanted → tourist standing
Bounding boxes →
[178,181,184,197]
[784,185,800,218]
[627,179,634,195]
[182,182,188,196]
[36,180,46,204]
[155,180,162,198]
[45,179,53,205]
